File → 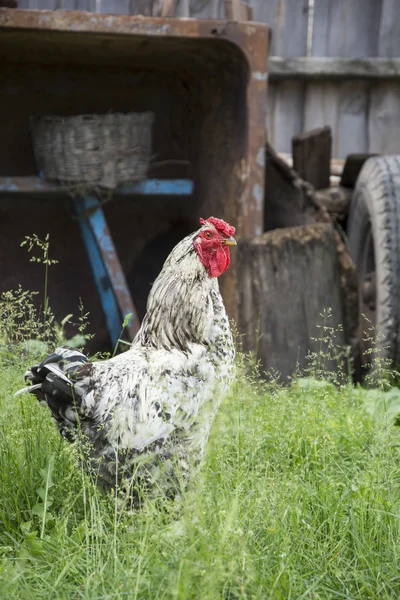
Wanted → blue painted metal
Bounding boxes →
[0,177,194,195]
[74,197,122,347]
[83,195,139,342]
[119,179,194,195]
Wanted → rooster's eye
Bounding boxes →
[204,232,212,240]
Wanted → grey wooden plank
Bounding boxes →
[276,0,308,57]
[370,0,400,155]
[260,0,308,154]
[368,82,400,153]
[247,0,308,56]
[128,0,154,14]
[340,154,378,188]
[61,0,93,10]
[96,0,130,13]
[378,0,400,58]
[189,0,222,18]
[337,81,369,157]
[179,0,190,16]
[292,125,331,189]
[270,81,305,153]
[303,81,339,156]
[28,0,57,7]
[312,0,382,58]
[269,57,400,80]
[306,0,381,159]
[266,80,277,147]
[248,0,278,31]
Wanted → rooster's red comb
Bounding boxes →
[200,217,235,237]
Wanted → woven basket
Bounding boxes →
[31,112,154,190]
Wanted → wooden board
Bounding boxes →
[336,81,369,158]
[306,0,381,158]
[292,125,331,190]
[368,0,400,154]
[368,82,400,153]
[264,142,317,231]
[378,0,400,58]
[238,223,346,381]
[269,57,400,80]
[268,81,305,153]
[263,0,308,151]
[340,153,378,188]
[303,82,339,155]
[311,0,382,58]
[224,0,253,21]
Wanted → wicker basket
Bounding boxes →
[31,112,154,190]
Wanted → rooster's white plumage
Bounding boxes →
[19,217,236,500]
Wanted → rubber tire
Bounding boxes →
[347,155,400,368]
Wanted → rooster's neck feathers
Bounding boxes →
[136,232,219,351]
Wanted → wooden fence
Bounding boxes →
[16,0,400,157]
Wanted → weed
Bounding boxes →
[20,234,59,336]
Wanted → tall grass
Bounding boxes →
[1,238,400,598]
[1,357,400,598]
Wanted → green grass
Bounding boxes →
[1,359,400,599]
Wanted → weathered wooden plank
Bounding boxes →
[336,81,369,157]
[27,0,57,7]
[126,0,150,15]
[265,79,277,146]
[378,0,400,58]
[224,0,252,21]
[248,0,278,36]
[292,126,331,190]
[304,0,382,159]
[189,0,222,18]
[312,0,382,58]
[264,142,318,232]
[340,154,378,188]
[266,0,309,57]
[238,223,346,381]
[269,57,400,80]
[367,0,400,154]
[95,0,130,13]
[61,0,94,10]
[259,0,308,153]
[303,82,339,156]
[368,82,400,154]
[269,81,305,153]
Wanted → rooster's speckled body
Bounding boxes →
[20,218,236,498]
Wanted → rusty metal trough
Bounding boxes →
[0,8,268,349]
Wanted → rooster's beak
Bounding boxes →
[223,236,237,246]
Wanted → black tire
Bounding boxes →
[347,155,400,369]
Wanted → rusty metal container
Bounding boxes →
[0,9,269,349]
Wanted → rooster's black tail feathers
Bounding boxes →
[15,348,92,434]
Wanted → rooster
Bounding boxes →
[17,217,237,499]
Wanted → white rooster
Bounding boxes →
[18,217,237,499]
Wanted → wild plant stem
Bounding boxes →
[44,259,49,334]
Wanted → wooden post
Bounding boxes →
[292,126,332,190]
[238,223,347,381]
[224,0,253,21]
